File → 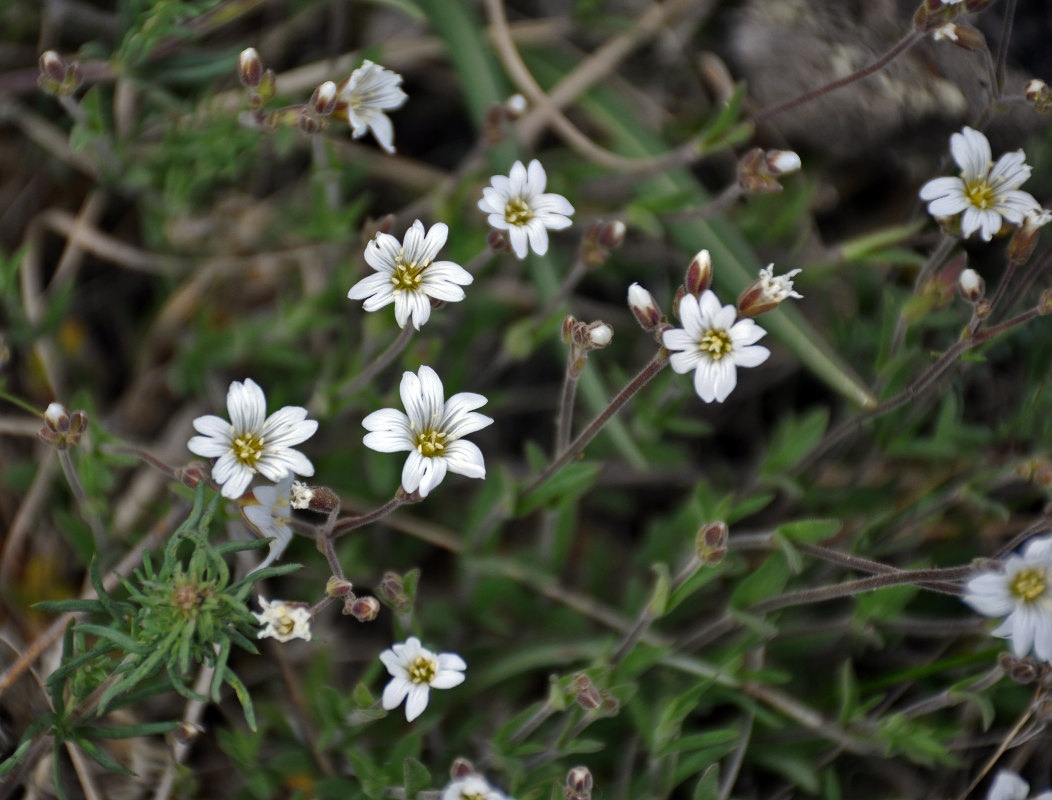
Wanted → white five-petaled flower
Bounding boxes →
[335,60,408,154]
[986,770,1052,800]
[243,473,294,573]
[348,221,472,330]
[379,636,466,722]
[919,126,1040,241]
[478,159,574,259]
[253,596,312,643]
[188,378,318,499]
[662,291,770,403]
[963,535,1052,662]
[441,776,507,800]
[362,366,492,498]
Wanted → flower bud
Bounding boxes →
[39,403,88,450]
[1026,79,1052,113]
[586,322,613,348]
[450,758,475,780]
[627,282,662,331]
[311,81,338,116]
[565,766,593,799]
[575,682,602,711]
[562,315,577,345]
[597,220,626,250]
[737,147,782,194]
[346,595,380,622]
[326,577,354,597]
[173,721,205,745]
[39,50,66,88]
[957,268,985,302]
[44,402,71,434]
[486,228,509,253]
[305,485,340,514]
[378,571,410,610]
[685,249,713,297]
[932,21,985,50]
[737,264,803,317]
[505,93,528,119]
[297,109,321,135]
[1006,209,1051,264]
[177,461,209,489]
[764,149,801,175]
[696,521,729,566]
[238,47,263,89]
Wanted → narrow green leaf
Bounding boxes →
[72,735,135,776]
[75,720,178,739]
[516,461,602,515]
[693,764,720,800]
[403,757,431,798]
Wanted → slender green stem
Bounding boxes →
[329,492,411,538]
[554,350,584,455]
[507,701,556,744]
[751,29,923,124]
[523,349,669,496]
[994,0,1017,94]
[338,325,415,400]
[57,449,104,543]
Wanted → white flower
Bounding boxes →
[986,771,1052,800]
[188,378,318,499]
[932,22,959,41]
[379,636,466,721]
[253,596,312,643]
[442,776,507,800]
[963,535,1052,661]
[362,366,492,498]
[478,159,574,259]
[662,291,770,403]
[919,126,1040,241]
[1025,207,1052,228]
[348,221,472,330]
[335,60,407,154]
[243,473,294,573]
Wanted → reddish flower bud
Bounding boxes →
[628,282,662,331]
[685,249,713,297]
[238,48,263,89]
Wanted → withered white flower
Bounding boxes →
[919,126,1040,241]
[348,221,472,330]
[963,535,1052,662]
[335,60,407,154]
[253,596,312,643]
[362,366,492,498]
[478,159,574,259]
[188,378,317,499]
[243,473,294,573]
[379,636,466,721]
[662,291,770,403]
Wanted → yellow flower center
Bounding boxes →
[233,432,265,467]
[408,655,437,684]
[504,197,533,226]
[415,429,447,457]
[277,613,296,637]
[391,253,424,293]
[461,794,486,800]
[699,328,733,360]
[1011,568,1047,602]
[966,180,996,209]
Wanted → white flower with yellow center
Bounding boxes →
[348,220,472,330]
[379,636,466,721]
[964,535,1052,662]
[242,472,294,573]
[478,159,574,259]
[919,126,1040,241]
[441,776,507,800]
[188,378,317,499]
[362,365,492,498]
[253,596,312,643]
[661,290,771,403]
[334,60,407,154]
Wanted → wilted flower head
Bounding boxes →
[737,264,803,317]
[362,366,492,498]
[242,473,294,573]
[662,290,770,403]
[478,159,574,259]
[380,636,466,721]
[963,535,1052,662]
[919,126,1040,241]
[254,596,312,643]
[334,60,408,154]
[187,378,317,499]
[348,220,472,330]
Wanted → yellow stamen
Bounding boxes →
[391,251,424,293]
[233,432,264,467]
[415,429,447,457]
[966,180,996,209]
[505,197,533,226]
[699,328,733,360]
[408,655,437,684]
[1012,568,1046,602]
